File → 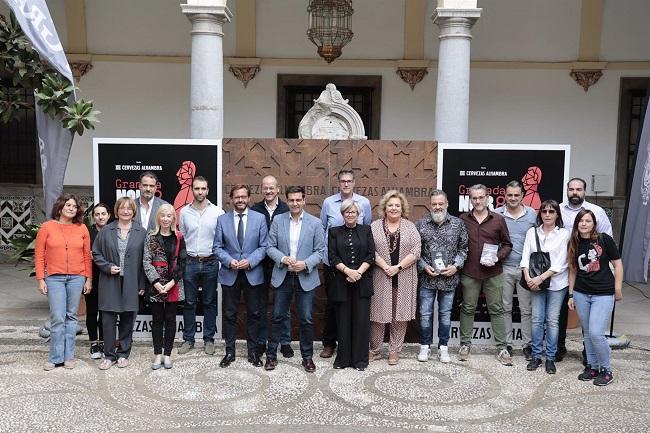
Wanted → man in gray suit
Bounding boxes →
[135,171,168,232]
[265,186,325,373]
[214,185,268,368]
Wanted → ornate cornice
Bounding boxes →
[69,61,93,82]
[229,64,260,88]
[570,69,603,92]
[396,67,428,91]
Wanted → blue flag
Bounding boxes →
[4,0,75,216]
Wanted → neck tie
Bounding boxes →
[237,213,244,248]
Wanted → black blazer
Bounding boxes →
[251,199,290,279]
[328,224,375,301]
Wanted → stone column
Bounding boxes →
[181,1,232,139]
[433,1,481,143]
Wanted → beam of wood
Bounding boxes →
[578,0,603,61]
[64,0,87,54]
[403,0,426,60]
[235,0,256,58]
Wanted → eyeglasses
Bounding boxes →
[541,209,556,214]
[339,180,353,184]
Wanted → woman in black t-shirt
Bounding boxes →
[567,209,623,386]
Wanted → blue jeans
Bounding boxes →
[573,291,614,370]
[418,287,454,347]
[46,275,85,363]
[182,259,218,343]
[530,287,567,360]
[267,274,315,360]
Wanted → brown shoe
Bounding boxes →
[319,346,335,358]
[369,350,382,362]
[388,352,399,365]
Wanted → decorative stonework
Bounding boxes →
[298,83,367,140]
[68,61,93,82]
[229,65,260,88]
[570,69,603,92]
[0,196,33,251]
[396,67,428,90]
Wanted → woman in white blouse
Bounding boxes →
[520,200,569,375]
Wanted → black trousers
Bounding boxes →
[322,265,338,348]
[151,301,177,356]
[222,271,263,357]
[102,311,136,361]
[334,284,370,369]
[84,288,103,342]
[557,290,569,351]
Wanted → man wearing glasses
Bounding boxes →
[319,170,372,358]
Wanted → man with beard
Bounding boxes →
[557,177,612,362]
[495,180,538,360]
[178,176,224,355]
[415,190,468,363]
[214,185,268,368]
[459,184,514,365]
[251,176,293,358]
[135,171,168,232]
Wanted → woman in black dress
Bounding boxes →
[328,199,375,370]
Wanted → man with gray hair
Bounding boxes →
[415,190,468,363]
[495,180,537,360]
[459,184,513,365]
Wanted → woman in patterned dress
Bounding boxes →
[369,190,421,365]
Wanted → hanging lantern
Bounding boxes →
[307,0,354,63]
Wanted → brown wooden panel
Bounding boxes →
[223,138,438,344]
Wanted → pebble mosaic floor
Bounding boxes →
[1,327,649,433]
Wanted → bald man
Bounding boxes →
[251,176,293,358]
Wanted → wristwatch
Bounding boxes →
[398,265,403,271]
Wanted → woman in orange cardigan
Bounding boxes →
[35,193,92,371]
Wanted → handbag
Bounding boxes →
[520,229,551,290]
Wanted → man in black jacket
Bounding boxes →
[251,175,293,358]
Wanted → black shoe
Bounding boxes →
[264,358,277,371]
[90,343,102,359]
[506,345,513,357]
[545,359,556,374]
[526,358,542,371]
[577,365,599,381]
[333,363,346,369]
[247,354,263,367]
[555,347,567,362]
[522,345,533,361]
[219,353,235,368]
[302,358,316,373]
[281,344,294,358]
[593,368,614,386]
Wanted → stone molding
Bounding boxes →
[396,67,428,90]
[298,83,367,140]
[68,61,93,82]
[228,58,261,88]
[570,69,603,92]
[433,8,482,39]
[180,3,232,35]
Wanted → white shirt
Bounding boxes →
[179,200,224,257]
[139,198,153,230]
[264,198,279,219]
[560,200,613,237]
[520,226,570,291]
[289,212,304,259]
[234,208,248,240]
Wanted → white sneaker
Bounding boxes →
[438,345,451,363]
[417,345,430,362]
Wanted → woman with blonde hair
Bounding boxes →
[369,190,421,365]
[143,204,186,369]
[92,197,147,370]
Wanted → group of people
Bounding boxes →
[34,171,623,386]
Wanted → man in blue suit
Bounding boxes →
[265,186,325,373]
[214,185,268,368]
